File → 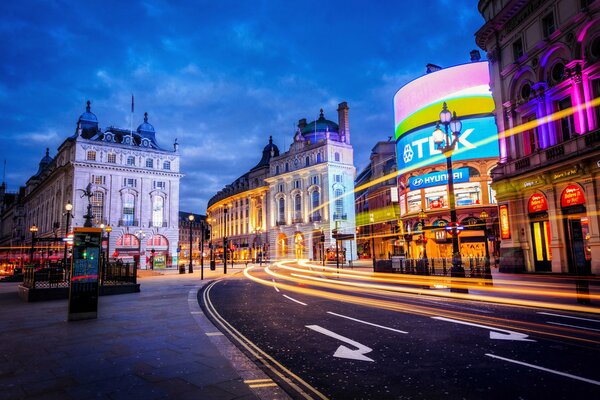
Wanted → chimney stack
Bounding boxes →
[337,102,349,144]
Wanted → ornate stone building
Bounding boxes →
[476,0,600,274]
[207,102,357,263]
[3,101,181,269]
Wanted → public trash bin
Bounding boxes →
[179,264,185,274]
[210,260,216,271]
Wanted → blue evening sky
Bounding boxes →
[0,0,485,213]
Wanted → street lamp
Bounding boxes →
[63,201,73,269]
[188,214,194,274]
[369,213,376,269]
[105,225,112,261]
[432,102,466,290]
[418,209,429,275]
[199,220,205,280]
[223,206,228,275]
[480,211,492,283]
[29,224,38,265]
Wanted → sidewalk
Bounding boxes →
[0,265,288,400]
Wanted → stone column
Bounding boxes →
[545,187,568,273]
[582,178,600,274]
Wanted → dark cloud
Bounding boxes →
[0,0,485,212]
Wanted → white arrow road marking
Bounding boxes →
[283,294,307,306]
[432,316,535,342]
[327,312,408,334]
[538,312,600,323]
[486,353,600,386]
[306,325,374,362]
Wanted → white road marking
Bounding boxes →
[327,311,408,334]
[432,316,535,341]
[283,294,307,306]
[538,312,600,323]
[190,311,204,315]
[486,353,600,386]
[272,278,280,292]
[205,332,224,336]
[546,321,600,332]
[306,324,374,362]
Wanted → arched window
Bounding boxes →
[311,191,320,221]
[305,156,310,166]
[285,163,289,172]
[334,188,344,219]
[275,165,280,174]
[334,152,340,162]
[316,153,322,163]
[294,194,302,221]
[278,198,285,224]
[122,193,135,226]
[91,191,104,224]
[152,196,164,227]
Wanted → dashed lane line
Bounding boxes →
[538,312,600,323]
[326,311,408,334]
[283,294,307,306]
[546,321,600,332]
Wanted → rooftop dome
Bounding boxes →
[78,100,98,123]
[301,109,339,135]
[35,148,53,176]
[137,112,155,133]
[251,136,280,171]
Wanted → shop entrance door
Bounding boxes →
[565,218,591,275]
[530,221,551,272]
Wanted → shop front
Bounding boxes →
[527,192,551,272]
[560,184,591,274]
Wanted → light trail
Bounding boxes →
[244,263,600,345]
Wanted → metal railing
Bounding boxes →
[118,219,139,227]
[387,256,492,279]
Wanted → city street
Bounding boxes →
[201,261,600,399]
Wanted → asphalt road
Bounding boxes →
[200,263,600,399]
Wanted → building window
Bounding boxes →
[152,196,164,227]
[512,38,523,61]
[153,181,166,190]
[311,175,319,185]
[107,153,116,163]
[91,175,105,185]
[146,158,154,168]
[334,152,340,162]
[334,174,342,183]
[542,12,555,37]
[123,178,137,187]
[593,79,600,128]
[294,194,302,221]
[557,97,576,142]
[163,161,171,170]
[551,62,566,84]
[316,153,322,163]
[275,165,280,174]
[278,198,285,224]
[91,191,104,223]
[285,163,289,172]
[127,156,135,166]
[424,187,447,210]
[122,193,135,226]
[294,180,301,189]
[311,191,320,220]
[334,188,343,217]
[278,183,284,193]
[305,156,310,167]
[523,114,538,155]
[87,151,96,161]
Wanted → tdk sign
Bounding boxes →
[409,168,470,190]
[397,116,499,171]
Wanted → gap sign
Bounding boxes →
[409,168,470,190]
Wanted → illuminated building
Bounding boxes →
[476,0,600,274]
[207,103,357,262]
[177,212,206,268]
[354,140,400,261]
[394,59,500,261]
[1,101,181,269]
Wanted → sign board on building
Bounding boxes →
[522,177,543,189]
[528,192,548,214]
[408,168,470,190]
[561,184,585,208]
[499,204,511,239]
[553,167,579,181]
[68,227,102,321]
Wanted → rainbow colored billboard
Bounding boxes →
[394,62,499,172]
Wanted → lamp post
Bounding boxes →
[63,201,73,269]
[188,214,194,274]
[223,207,228,274]
[480,211,493,283]
[369,213,376,269]
[418,209,429,275]
[199,220,205,280]
[29,225,38,266]
[432,102,466,291]
[320,227,325,266]
[105,225,112,261]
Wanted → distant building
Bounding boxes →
[476,0,600,274]
[178,211,206,266]
[207,102,357,263]
[1,101,181,269]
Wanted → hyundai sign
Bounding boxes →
[397,116,499,171]
[409,168,470,190]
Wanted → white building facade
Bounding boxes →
[22,101,181,269]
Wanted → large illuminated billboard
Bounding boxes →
[394,62,498,173]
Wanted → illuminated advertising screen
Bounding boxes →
[393,62,498,174]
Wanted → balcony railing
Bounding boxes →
[148,220,168,228]
[333,213,347,220]
[493,129,600,179]
[309,214,322,222]
[276,220,286,226]
[292,217,303,224]
[118,219,139,227]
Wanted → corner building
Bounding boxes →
[476,0,600,274]
[207,103,357,263]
